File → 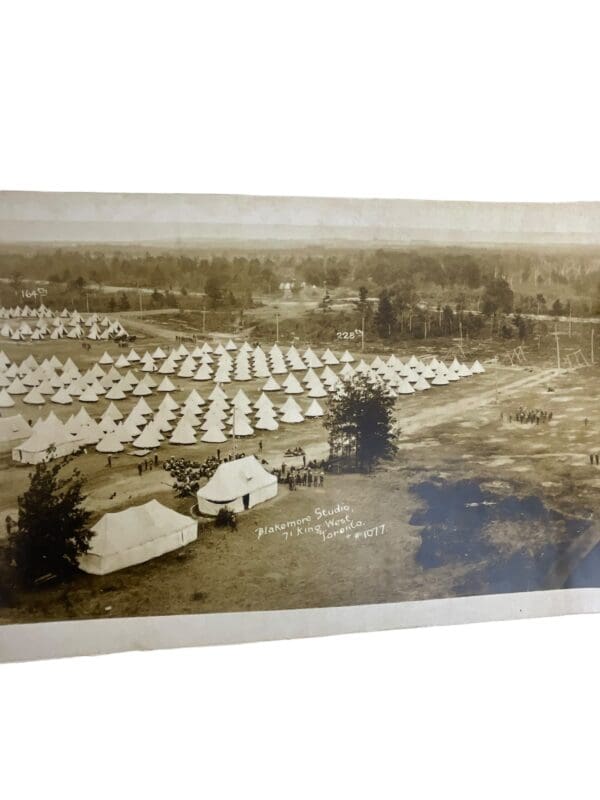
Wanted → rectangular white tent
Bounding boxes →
[79,499,197,575]
[197,455,278,515]
[12,427,84,464]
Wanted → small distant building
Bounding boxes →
[197,455,278,515]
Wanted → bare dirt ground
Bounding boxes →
[1,329,599,624]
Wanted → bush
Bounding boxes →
[215,507,237,530]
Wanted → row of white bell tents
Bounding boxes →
[0,306,123,324]
[0,357,485,408]
[0,320,128,340]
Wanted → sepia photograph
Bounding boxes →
[1,191,600,658]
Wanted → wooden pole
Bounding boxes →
[553,326,561,370]
[592,327,595,365]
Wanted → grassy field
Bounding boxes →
[1,322,599,624]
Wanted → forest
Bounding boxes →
[0,243,599,321]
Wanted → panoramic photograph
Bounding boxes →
[0,192,599,626]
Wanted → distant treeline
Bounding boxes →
[0,244,600,313]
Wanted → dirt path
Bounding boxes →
[398,367,561,437]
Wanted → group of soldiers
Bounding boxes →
[273,461,326,491]
[135,453,160,475]
[163,450,270,497]
[507,407,553,425]
[163,454,224,497]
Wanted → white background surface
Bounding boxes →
[1,2,600,798]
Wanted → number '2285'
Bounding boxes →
[336,330,362,340]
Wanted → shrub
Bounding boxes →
[215,507,237,530]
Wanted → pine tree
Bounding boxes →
[325,374,397,471]
[7,450,93,586]
[375,290,396,338]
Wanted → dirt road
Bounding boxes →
[398,367,561,437]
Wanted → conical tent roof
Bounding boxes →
[152,347,167,359]
[280,396,302,414]
[123,370,139,387]
[96,431,124,453]
[0,388,15,407]
[159,393,179,412]
[170,418,197,445]
[158,358,176,374]
[303,347,323,368]
[255,412,279,431]
[230,411,254,437]
[232,389,252,409]
[131,382,152,397]
[180,408,201,427]
[284,374,304,394]
[321,348,339,365]
[308,380,328,398]
[178,361,196,378]
[200,415,225,432]
[133,397,153,416]
[193,364,213,381]
[103,401,124,421]
[183,389,205,409]
[127,348,140,362]
[305,399,324,418]
[396,378,415,395]
[471,360,485,374]
[340,350,355,363]
[141,373,158,389]
[200,424,228,443]
[122,415,142,437]
[99,351,114,365]
[431,370,449,386]
[8,377,27,394]
[115,354,129,368]
[51,387,73,405]
[80,386,100,402]
[262,376,281,391]
[157,377,176,392]
[153,413,173,433]
[23,387,46,405]
[133,424,161,449]
[254,392,274,411]
[413,374,431,391]
[105,384,127,401]
[208,385,228,402]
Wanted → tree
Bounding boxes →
[118,292,130,310]
[481,276,514,316]
[325,374,397,471]
[375,290,396,338]
[7,451,92,586]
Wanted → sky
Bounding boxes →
[3,192,600,246]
